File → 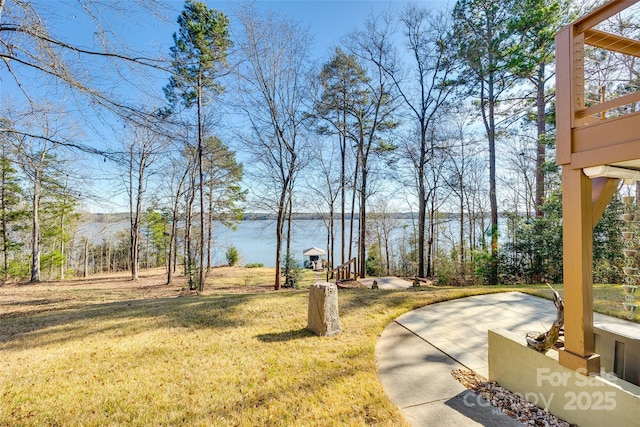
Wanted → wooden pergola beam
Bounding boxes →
[575,0,639,33]
[585,28,640,57]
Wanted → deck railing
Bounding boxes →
[329,258,357,282]
[556,0,640,169]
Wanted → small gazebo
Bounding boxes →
[303,247,326,270]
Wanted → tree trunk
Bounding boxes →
[207,186,213,272]
[286,188,293,267]
[418,198,426,278]
[417,124,427,278]
[168,208,178,285]
[341,110,347,267]
[129,146,145,282]
[83,239,89,278]
[488,94,498,285]
[459,183,466,282]
[383,231,390,276]
[426,196,436,277]
[60,213,65,279]
[329,205,334,270]
[480,63,499,285]
[1,166,8,283]
[184,174,196,289]
[358,167,367,279]
[535,63,546,218]
[197,75,206,293]
[348,144,360,271]
[168,167,188,285]
[30,169,40,283]
[274,191,287,290]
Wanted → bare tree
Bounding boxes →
[367,196,398,276]
[202,136,244,271]
[442,106,484,282]
[120,124,166,281]
[305,138,341,271]
[1,1,170,155]
[10,108,73,283]
[235,6,312,290]
[385,4,458,278]
[163,152,192,285]
[345,13,400,278]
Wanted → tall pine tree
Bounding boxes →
[164,0,232,292]
[453,0,517,284]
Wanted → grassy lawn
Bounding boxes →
[0,268,636,426]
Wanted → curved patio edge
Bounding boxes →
[374,292,561,426]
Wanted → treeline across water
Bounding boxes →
[66,196,626,288]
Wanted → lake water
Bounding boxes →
[211,219,354,267]
[77,217,476,268]
[77,219,363,268]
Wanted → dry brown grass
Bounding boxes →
[0,269,635,426]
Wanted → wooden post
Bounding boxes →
[558,167,600,374]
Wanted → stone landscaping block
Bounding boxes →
[307,282,342,336]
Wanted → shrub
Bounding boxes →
[226,246,239,266]
[366,243,383,277]
[244,263,264,268]
[433,249,455,286]
[282,255,303,288]
[471,249,493,285]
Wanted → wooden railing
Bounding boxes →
[329,258,357,282]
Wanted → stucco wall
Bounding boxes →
[489,328,640,427]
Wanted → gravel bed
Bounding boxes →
[451,369,576,427]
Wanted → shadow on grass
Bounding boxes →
[255,327,314,342]
[219,340,373,424]
[0,292,285,350]
[3,298,73,307]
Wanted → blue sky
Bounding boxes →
[44,1,451,65]
[2,0,453,212]
[217,1,451,63]
[225,1,415,58]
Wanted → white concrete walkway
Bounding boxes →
[376,291,640,426]
[358,276,414,289]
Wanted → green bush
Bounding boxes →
[282,255,303,288]
[244,263,264,268]
[366,243,383,277]
[225,246,239,266]
[433,249,455,286]
[471,249,493,285]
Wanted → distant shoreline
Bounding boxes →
[81,212,426,223]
